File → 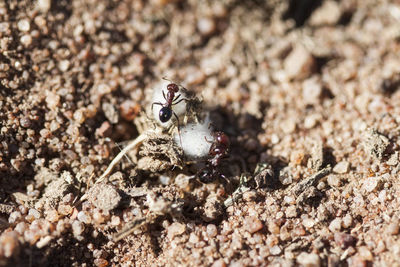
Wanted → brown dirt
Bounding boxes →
[1,0,400,266]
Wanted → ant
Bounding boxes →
[196,131,230,183]
[152,83,186,124]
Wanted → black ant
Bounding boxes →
[196,131,230,183]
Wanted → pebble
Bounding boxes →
[297,252,320,267]
[94,258,108,267]
[58,204,73,216]
[269,245,282,255]
[334,232,356,249]
[358,246,373,261]
[207,224,218,237]
[8,211,22,224]
[280,119,296,134]
[302,218,315,229]
[284,44,316,80]
[333,161,350,174]
[285,206,297,218]
[37,0,51,12]
[244,216,263,234]
[28,209,41,219]
[17,19,30,32]
[211,259,226,267]
[20,34,33,47]
[36,236,52,249]
[0,231,19,257]
[58,60,70,72]
[342,214,353,228]
[386,221,399,235]
[304,114,319,129]
[77,211,92,224]
[72,220,85,237]
[309,0,341,26]
[362,177,380,193]
[167,222,186,240]
[197,17,216,36]
[87,184,121,212]
[329,218,342,232]
[302,77,322,105]
[327,175,341,187]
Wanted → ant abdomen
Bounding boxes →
[159,106,173,123]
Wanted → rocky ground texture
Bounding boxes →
[1,0,400,266]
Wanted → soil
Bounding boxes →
[1,0,400,266]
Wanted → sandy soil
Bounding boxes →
[1,0,400,266]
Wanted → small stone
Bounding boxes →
[302,77,322,105]
[244,216,263,234]
[167,222,186,240]
[37,0,51,12]
[0,231,19,257]
[304,114,319,129]
[285,206,297,218]
[197,17,216,36]
[189,232,199,244]
[297,252,320,267]
[280,119,296,134]
[387,221,399,235]
[269,245,282,255]
[111,216,120,226]
[329,218,342,232]
[211,259,226,267]
[327,175,341,187]
[58,60,70,72]
[362,177,380,193]
[45,209,59,223]
[363,129,389,161]
[57,204,73,216]
[309,0,341,26]
[333,161,350,174]
[36,236,52,249]
[72,220,85,237]
[267,220,280,234]
[77,211,92,224]
[28,209,41,219]
[334,232,356,249]
[17,19,30,32]
[207,224,218,237]
[94,258,108,267]
[284,44,316,80]
[358,246,373,261]
[302,218,315,229]
[342,214,353,228]
[20,34,33,47]
[87,184,121,212]
[8,211,22,224]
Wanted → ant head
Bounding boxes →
[167,83,179,93]
[214,131,230,148]
[159,106,173,123]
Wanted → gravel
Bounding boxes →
[1,0,400,266]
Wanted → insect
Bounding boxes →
[152,83,186,124]
[197,131,230,183]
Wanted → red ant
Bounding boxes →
[197,131,230,183]
[152,83,187,124]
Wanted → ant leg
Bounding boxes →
[162,90,167,101]
[173,94,181,103]
[172,97,189,105]
[151,102,163,112]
